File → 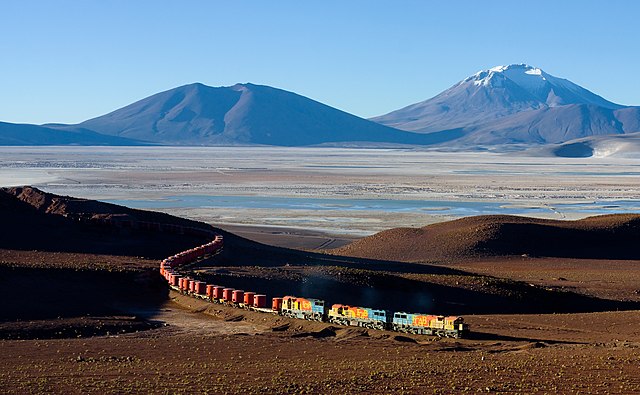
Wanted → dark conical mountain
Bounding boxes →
[373,64,639,147]
[58,83,441,146]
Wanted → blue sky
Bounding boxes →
[2,1,639,124]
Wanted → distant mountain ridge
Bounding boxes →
[51,83,442,146]
[2,66,639,148]
[373,64,640,146]
[0,121,141,146]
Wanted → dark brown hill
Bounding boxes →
[1,186,214,259]
[6,185,209,225]
[333,214,640,262]
[0,186,309,266]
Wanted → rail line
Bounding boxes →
[154,220,469,338]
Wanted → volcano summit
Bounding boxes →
[373,64,640,147]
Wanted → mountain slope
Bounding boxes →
[373,64,639,147]
[453,104,625,145]
[58,83,440,146]
[0,121,141,146]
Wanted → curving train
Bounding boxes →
[54,208,469,337]
[159,229,470,338]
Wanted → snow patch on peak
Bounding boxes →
[525,67,542,76]
[469,69,506,87]
[488,64,537,73]
[489,65,509,73]
[466,64,550,94]
[503,66,547,92]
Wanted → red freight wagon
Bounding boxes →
[254,294,267,308]
[243,292,255,306]
[223,288,234,301]
[232,290,244,303]
[194,281,206,295]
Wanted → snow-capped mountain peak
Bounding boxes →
[461,64,619,109]
[372,64,626,135]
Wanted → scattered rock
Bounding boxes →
[392,335,417,343]
[291,327,336,339]
[224,314,244,322]
[271,323,290,332]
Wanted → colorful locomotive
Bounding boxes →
[392,312,468,338]
[280,296,326,321]
[327,304,389,330]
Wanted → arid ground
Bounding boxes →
[2,148,640,394]
[4,291,640,394]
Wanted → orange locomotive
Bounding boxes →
[280,296,325,321]
[327,304,389,330]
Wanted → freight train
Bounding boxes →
[158,226,469,338]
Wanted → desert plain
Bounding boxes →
[2,146,640,237]
[2,146,640,394]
